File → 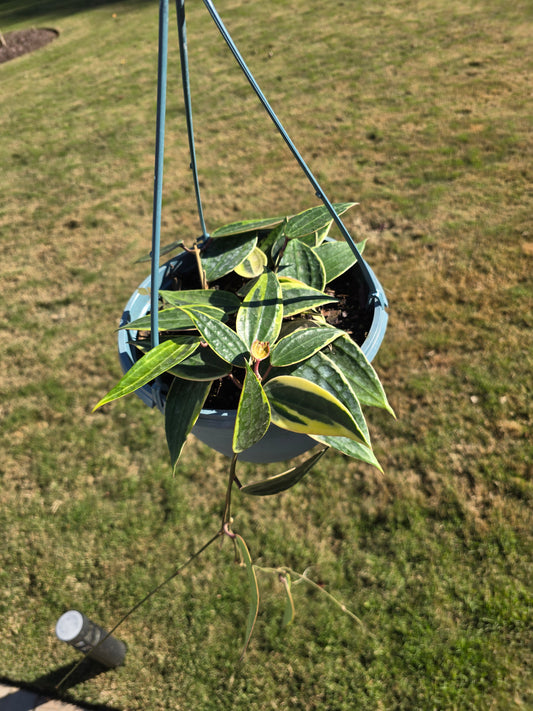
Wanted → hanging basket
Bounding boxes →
[117,247,388,463]
[103,0,392,466]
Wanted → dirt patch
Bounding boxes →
[0,28,59,64]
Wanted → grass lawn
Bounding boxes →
[1,0,531,709]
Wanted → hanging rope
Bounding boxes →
[150,0,170,348]
[199,0,382,304]
[176,0,209,243]
[150,0,385,341]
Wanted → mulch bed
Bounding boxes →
[0,28,59,64]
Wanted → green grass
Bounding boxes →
[1,0,532,709]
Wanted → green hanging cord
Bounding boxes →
[150,0,170,350]
[200,0,383,306]
[176,0,209,244]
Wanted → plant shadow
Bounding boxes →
[0,0,152,26]
[1,660,122,710]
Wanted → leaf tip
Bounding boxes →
[92,400,104,413]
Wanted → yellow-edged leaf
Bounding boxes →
[93,339,199,410]
[234,534,260,661]
[263,375,368,443]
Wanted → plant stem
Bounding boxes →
[55,529,223,691]
[253,358,262,380]
[255,565,369,633]
[193,243,208,289]
[221,453,239,527]
[275,236,290,269]
[228,372,243,390]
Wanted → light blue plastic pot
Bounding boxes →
[118,251,388,463]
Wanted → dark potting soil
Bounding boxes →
[0,28,59,64]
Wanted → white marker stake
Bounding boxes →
[55,610,126,667]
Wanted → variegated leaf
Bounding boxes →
[314,222,334,246]
[279,239,326,291]
[234,534,260,661]
[313,240,360,283]
[169,346,231,381]
[210,215,284,238]
[118,305,224,332]
[236,270,283,350]
[284,202,356,240]
[240,447,327,496]
[165,378,212,474]
[233,363,271,453]
[200,233,257,282]
[160,288,240,314]
[329,335,395,414]
[269,327,344,367]
[296,223,333,248]
[263,375,367,442]
[264,220,288,264]
[282,349,370,444]
[93,339,199,409]
[181,307,249,367]
[279,277,337,317]
[234,247,268,278]
[311,434,382,471]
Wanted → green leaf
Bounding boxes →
[160,288,240,314]
[131,333,199,353]
[269,326,344,367]
[234,534,260,661]
[234,247,268,278]
[93,339,199,410]
[312,434,383,471]
[279,239,326,291]
[233,363,271,453]
[236,270,283,350]
[165,378,212,474]
[280,277,337,317]
[281,574,295,626]
[313,240,360,283]
[260,220,287,262]
[240,447,327,496]
[181,307,249,367]
[296,223,333,248]
[314,222,334,246]
[277,317,326,339]
[119,305,225,332]
[284,202,356,240]
[263,375,368,442]
[169,346,232,381]
[283,349,370,445]
[200,233,257,282]
[235,276,258,300]
[329,335,395,414]
[269,222,289,265]
[211,215,284,238]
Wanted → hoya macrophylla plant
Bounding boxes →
[95,203,394,491]
[92,202,394,660]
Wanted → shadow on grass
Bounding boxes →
[0,0,152,26]
[0,660,121,710]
